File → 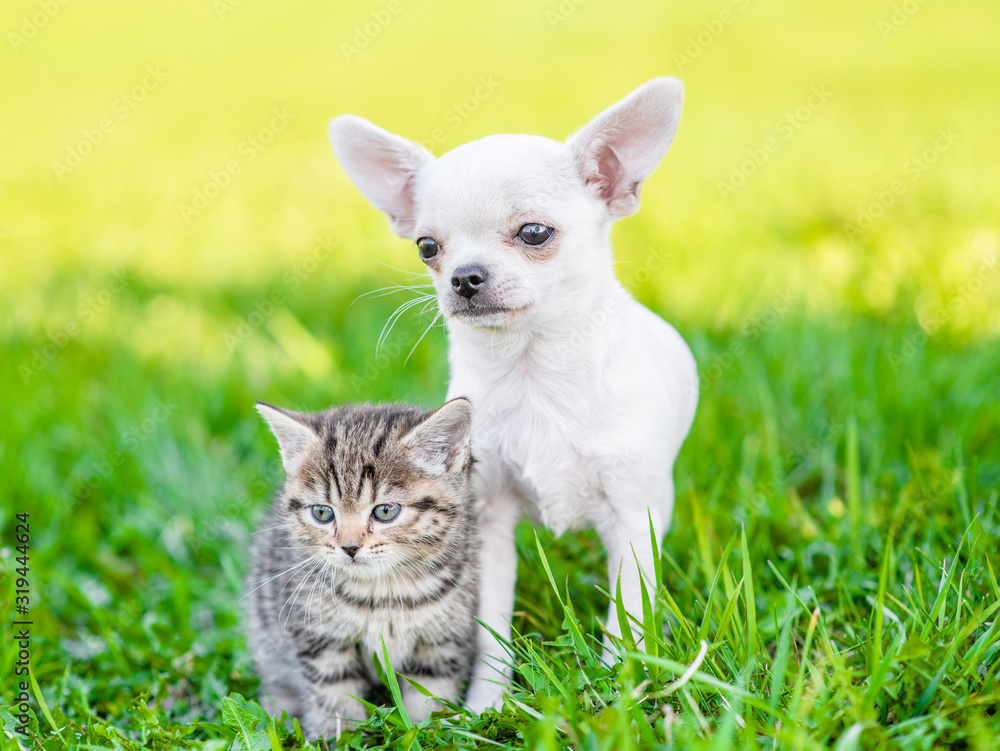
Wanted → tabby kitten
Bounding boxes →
[245,399,479,739]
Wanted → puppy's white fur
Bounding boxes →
[329,78,698,712]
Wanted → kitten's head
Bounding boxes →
[257,399,473,580]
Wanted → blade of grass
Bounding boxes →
[912,638,962,717]
[534,531,592,660]
[862,623,905,717]
[846,416,862,558]
[614,570,638,654]
[29,670,68,749]
[873,536,893,667]
[741,524,758,665]
[380,638,412,730]
[790,608,820,717]
[627,651,790,724]
[648,510,665,655]
[832,723,864,751]
[769,590,795,713]
[697,532,738,643]
[920,523,971,639]
[632,544,658,659]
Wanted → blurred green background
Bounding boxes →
[2,0,999,748]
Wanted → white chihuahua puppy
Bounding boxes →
[328,78,698,712]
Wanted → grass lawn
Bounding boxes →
[2,0,999,748]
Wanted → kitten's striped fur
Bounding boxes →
[245,399,478,739]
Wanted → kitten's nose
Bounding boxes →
[451,265,488,299]
[341,545,360,559]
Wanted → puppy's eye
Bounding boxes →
[416,237,440,261]
[311,505,335,524]
[372,503,401,522]
[517,224,554,246]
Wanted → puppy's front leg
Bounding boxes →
[465,494,521,713]
[598,505,667,655]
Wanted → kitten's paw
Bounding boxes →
[302,702,366,741]
[464,682,506,715]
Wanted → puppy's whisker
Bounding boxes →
[377,294,437,352]
[377,298,434,353]
[352,283,435,305]
[404,311,443,366]
[376,261,431,279]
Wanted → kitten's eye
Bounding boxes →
[311,505,335,524]
[372,503,401,522]
[517,223,554,246]
[416,237,440,261]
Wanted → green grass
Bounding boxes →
[2,0,999,748]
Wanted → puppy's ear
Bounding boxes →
[256,403,320,478]
[567,77,683,218]
[402,398,473,475]
[328,115,434,239]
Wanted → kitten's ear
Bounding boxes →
[567,77,683,218]
[256,403,320,477]
[402,398,473,475]
[328,114,434,239]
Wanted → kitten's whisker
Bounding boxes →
[242,554,319,600]
[328,570,344,626]
[272,555,319,602]
[316,563,333,635]
[249,525,286,536]
[314,561,335,633]
[304,564,322,630]
[279,557,325,635]
[277,560,317,627]
[304,564,323,632]
[393,559,430,596]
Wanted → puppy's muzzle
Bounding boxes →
[451,265,489,299]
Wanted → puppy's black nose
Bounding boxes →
[451,265,488,299]
[341,545,360,559]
